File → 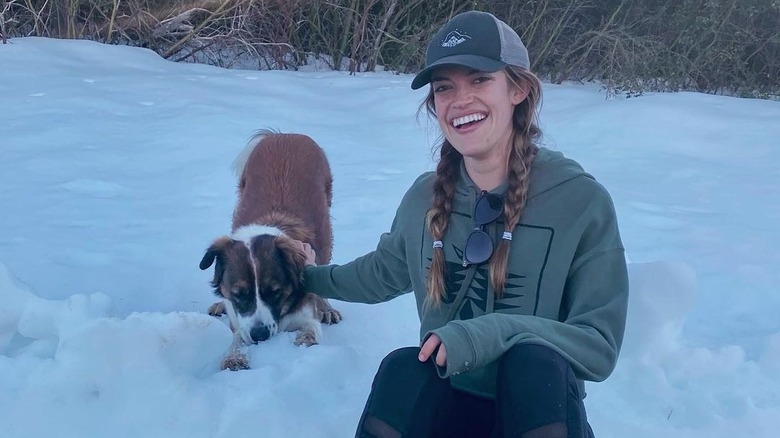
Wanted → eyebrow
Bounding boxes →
[430,69,482,82]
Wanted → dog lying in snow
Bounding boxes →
[199,130,341,371]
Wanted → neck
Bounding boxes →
[463,149,509,192]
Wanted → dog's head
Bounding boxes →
[199,230,307,344]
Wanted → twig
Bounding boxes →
[0,0,11,43]
[161,0,233,59]
[366,0,396,72]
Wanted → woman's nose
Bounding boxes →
[452,86,474,107]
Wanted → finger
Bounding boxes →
[304,244,316,265]
[298,242,315,265]
[418,334,441,362]
[435,342,447,367]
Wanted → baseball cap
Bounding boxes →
[411,11,530,90]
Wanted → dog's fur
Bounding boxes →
[200,130,341,371]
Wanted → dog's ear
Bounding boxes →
[200,237,233,290]
[275,237,307,290]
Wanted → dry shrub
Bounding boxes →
[2,0,778,97]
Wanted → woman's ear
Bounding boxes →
[511,81,530,105]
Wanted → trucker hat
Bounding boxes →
[411,11,530,90]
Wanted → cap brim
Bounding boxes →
[411,55,507,90]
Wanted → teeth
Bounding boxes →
[452,113,486,127]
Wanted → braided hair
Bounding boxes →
[422,66,543,306]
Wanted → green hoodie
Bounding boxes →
[303,147,628,398]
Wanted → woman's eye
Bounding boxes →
[474,76,492,84]
[433,84,450,93]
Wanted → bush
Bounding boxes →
[2,0,778,98]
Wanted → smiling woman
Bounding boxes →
[300,10,628,438]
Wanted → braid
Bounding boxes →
[489,136,536,296]
[425,141,461,306]
[488,66,543,297]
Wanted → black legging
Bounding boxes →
[356,344,595,438]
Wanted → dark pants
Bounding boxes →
[355,344,595,438]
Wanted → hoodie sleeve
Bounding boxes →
[302,214,413,303]
[301,174,433,303]
[429,193,629,382]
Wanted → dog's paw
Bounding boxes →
[220,353,250,371]
[294,330,319,347]
[319,302,342,325]
[321,308,342,325]
[208,301,226,317]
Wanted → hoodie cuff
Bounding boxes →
[426,321,477,378]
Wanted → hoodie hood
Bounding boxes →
[456,147,593,198]
[528,147,593,197]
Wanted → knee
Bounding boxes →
[498,344,569,380]
[374,346,423,380]
[378,346,420,369]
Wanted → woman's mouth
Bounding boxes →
[451,113,487,130]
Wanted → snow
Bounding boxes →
[1,37,779,437]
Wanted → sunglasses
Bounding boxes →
[462,192,504,267]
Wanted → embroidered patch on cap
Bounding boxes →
[441,30,471,48]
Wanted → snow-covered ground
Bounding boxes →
[1,38,778,437]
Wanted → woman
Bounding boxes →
[300,10,628,438]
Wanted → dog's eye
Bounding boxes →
[261,286,283,300]
[231,288,253,302]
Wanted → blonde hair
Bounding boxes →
[422,66,543,306]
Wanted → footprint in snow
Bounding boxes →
[363,169,403,181]
[61,179,123,198]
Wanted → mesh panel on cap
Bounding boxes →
[492,15,530,69]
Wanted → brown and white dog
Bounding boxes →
[199,130,341,371]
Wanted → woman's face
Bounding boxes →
[431,66,527,162]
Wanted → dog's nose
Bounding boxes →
[250,325,271,343]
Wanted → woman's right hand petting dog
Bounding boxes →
[296,241,317,267]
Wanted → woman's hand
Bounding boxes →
[293,240,317,266]
[418,333,447,367]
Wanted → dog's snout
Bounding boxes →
[250,325,271,343]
